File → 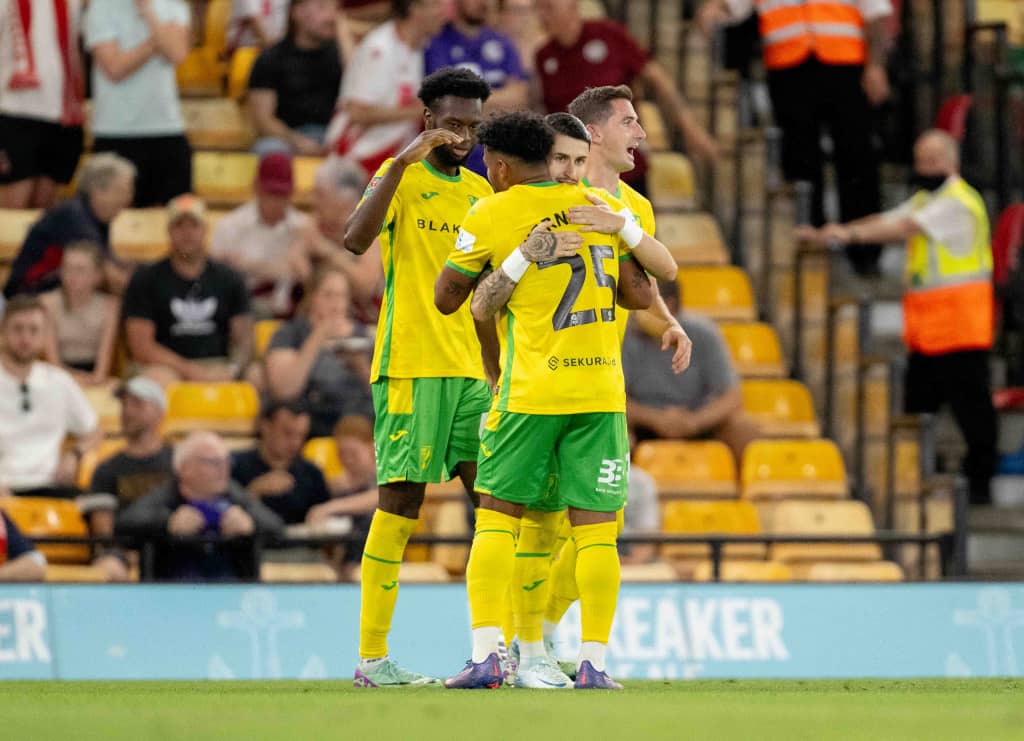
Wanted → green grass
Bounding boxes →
[3,679,1022,741]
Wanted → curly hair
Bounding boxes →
[418,67,492,109]
[476,111,554,164]
[544,112,591,144]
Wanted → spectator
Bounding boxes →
[118,431,284,581]
[534,0,718,191]
[425,0,529,175]
[621,433,660,566]
[247,0,343,156]
[698,0,891,276]
[624,280,759,461]
[327,0,446,176]
[228,0,290,50]
[497,0,543,75]
[0,0,86,209]
[40,241,119,387]
[122,194,253,386]
[796,130,996,505]
[0,512,47,582]
[265,267,373,437]
[3,153,135,299]
[210,153,311,319]
[84,0,192,207]
[231,399,330,524]
[0,295,100,498]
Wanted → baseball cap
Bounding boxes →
[116,376,167,411]
[167,193,207,225]
[257,152,294,196]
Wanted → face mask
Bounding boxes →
[910,173,948,193]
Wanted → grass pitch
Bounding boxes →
[3,679,1021,740]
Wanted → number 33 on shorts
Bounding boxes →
[597,458,627,491]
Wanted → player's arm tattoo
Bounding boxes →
[471,266,517,322]
[519,230,561,262]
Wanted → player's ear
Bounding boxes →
[586,123,601,144]
[423,107,434,129]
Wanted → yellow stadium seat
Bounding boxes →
[720,322,786,378]
[82,385,121,436]
[979,0,1024,43]
[620,561,678,582]
[182,98,253,150]
[0,497,90,564]
[164,382,260,435]
[177,46,225,97]
[661,500,765,560]
[46,564,110,582]
[633,440,737,498]
[398,562,451,583]
[432,500,470,575]
[765,500,881,563]
[293,156,324,208]
[648,151,697,210]
[76,438,127,490]
[0,209,40,262]
[692,560,793,582]
[193,151,258,208]
[254,319,281,359]
[637,101,668,151]
[110,209,169,263]
[677,266,756,321]
[302,436,345,480]
[227,47,260,99]
[741,379,820,438]
[795,560,904,582]
[740,439,847,500]
[656,212,728,265]
[203,0,231,50]
[578,0,607,19]
[261,562,337,583]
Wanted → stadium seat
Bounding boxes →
[795,561,904,582]
[260,562,338,583]
[741,379,820,438]
[176,46,225,97]
[182,98,253,150]
[164,382,260,436]
[656,212,728,265]
[677,266,756,321]
[661,499,765,561]
[292,156,324,208]
[76,438,127,490]
[720,322,786,377]
[637,101,668,151]
[934,95,973,142]
[648,151,697,210]
[0,497,90,564]
[254,319,281,359]
[302,437,344,480]
[620,561,678,582]
[692,559,793,582]
[82,386,122,436]
[203,0,231,51]
[228,47,260,99]
[978,0,1024,43]
[397,562,451,583]
[110,209,169,263]
[0,209,40,264]
[740,439,847,500]
[431,500,470,575]
[45,564,110,583]
[991,202,1024,290]
[633,440,737,498]
[192,152,259,208]
[764,500,882,564]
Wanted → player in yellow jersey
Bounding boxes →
[437,111,649,690]
[342,67,497,688]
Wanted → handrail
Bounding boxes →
[759,128,785,324]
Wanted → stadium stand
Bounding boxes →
[633,440,738,499]
[720,322,787,378]
[677,266,757,321]
[740,379,820,438]
[163,382,260,436]
[740,439,848,501]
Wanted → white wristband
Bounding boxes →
[617,208,644,249]
[501,247,531,283]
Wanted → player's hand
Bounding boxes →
[662,322,693,374]
[395,129,464,168]
[861,63,891,106]
[247,470,295,497]
[519,219,582,261]
[568,192,627,234]
[220,506,255,537]
[168,505,206,536]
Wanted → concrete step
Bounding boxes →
[967,504,1024,577]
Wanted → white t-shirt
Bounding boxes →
[623,466,660,535]
[0,362,97,490]
[327,21,422,168]
[883,176,978,258]
[725,0,892,23]
[0,0,84,122]
[228,0,288,49]
[84,0,189,137]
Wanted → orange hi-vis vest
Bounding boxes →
[903,177,993,356]
[755,0,867,70]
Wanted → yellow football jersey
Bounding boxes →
[447,181,631,415]
[364,158,493,382]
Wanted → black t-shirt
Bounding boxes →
[122,258,250,360]
[90,446,174,505]
[230,448,330,525]
[247,38,343,129]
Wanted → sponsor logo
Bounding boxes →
[0,598,51,664]
[547,356,559,371]
[455,229,477,254]
[415,218,460,233]
[380,580,398,591]
[560,356,618,368]
[522,579,546,592]
[420,191,439,200]
[468,195,479,206]
[389,430,409,442]
[597,459,626,489]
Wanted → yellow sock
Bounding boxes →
[466,508,520,631]
[573,520,621,645]
[544,521,579,626]
[358,509,417,659]
[512,509,563,643]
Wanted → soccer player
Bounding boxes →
[437,111,641,690]
[341,66,496,688]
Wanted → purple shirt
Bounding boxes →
[425,22,526,175]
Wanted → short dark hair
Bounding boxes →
[1,295,45,325]
[392,0,417,18]
[567,85,635,126]
[418,67,492,109]
[476,111,554,164]
[544,113,591,144]
[259,397,310,421]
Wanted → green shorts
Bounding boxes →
[475,410,629,513]
[372,376,492,485]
